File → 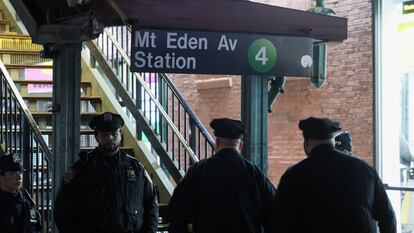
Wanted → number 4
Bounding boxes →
[255,47,268,65]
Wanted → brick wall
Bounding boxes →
[169,0,373,185]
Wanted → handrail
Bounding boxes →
[158,73,215,146]
[104,26,214,151]
[0,60,53,165]
[384,184,414,192]
[103,28,200,164]
[107,26,215,152]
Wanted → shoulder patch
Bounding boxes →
[63,168,77,184]
[125,154,153,184]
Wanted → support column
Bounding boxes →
[52,43,81,197]
[241,76,269,174]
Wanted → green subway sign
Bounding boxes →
[131,28,313,76]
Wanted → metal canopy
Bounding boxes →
[11,0,347,45]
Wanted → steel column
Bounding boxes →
[52,43,81,197]
[241,76,269,174]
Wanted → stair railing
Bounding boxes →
[0,59,54,233]
[87,26,215,182]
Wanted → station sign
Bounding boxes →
[131,28,314,77]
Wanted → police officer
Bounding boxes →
[272,117,396,233]
[0,152,42,233]
[54,112,158,233]
[168,118,276,233]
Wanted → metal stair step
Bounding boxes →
[31,112,101,117]
[0,49,40,54]
[0,33,31,39]
[39,129,95,134]
[0,19,10,24]
[22,95,101,102]
[0,19,10,33]
[13,80,92,86]
[5,64,53,69]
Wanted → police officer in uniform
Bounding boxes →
[272,117,396,233]
[168,118,276,233]
[0,152,42,233]
[54,112,158,233]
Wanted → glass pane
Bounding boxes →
[386,189,414,233]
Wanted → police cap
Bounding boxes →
[334,131,352,153]
[89,112,125,132]
[299,117,341,140]
[210,118,246,139]
[0,153,24,173]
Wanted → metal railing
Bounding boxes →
[384,184,414,233]
[91,26,215,180]
[0,59,53,233]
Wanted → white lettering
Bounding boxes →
[188,37,198,49]
[134,51,196,70]
[198,38,208,50]
[229,38,238,51]
[176,57,186,69]
[147,52,153,68]
[165,53,171,68]
[135,31,157,48]
[187,57,196,69]
[217,35,229,51]
[217,35,237,51]
[154,56,164,68]
[177,33,188,49]
[134,51,146,67]
[150,33,157,48]
[167,32,177,49]
[167,32,207,50]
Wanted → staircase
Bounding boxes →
[0,6,55,233]
[0,2,217,232]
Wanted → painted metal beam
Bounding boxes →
[241,76,269,174]
[52,43,81,198]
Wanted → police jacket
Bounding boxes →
[0,189,42,233]
[168,148,276,233]
[272,144,396,233]
[54,148,158,233]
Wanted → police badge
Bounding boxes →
[30,209,38,223]
[12,153,21,163]
[127,166,136,181]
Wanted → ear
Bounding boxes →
[304,139,310,152]
[238,140,244,151]
[215,138,220,149]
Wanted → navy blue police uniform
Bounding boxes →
[272,117,396,233]
[168,118,276,233]
[0,153,42,233]
[54,112,158,233]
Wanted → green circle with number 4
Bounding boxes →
[248,39,277,73]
